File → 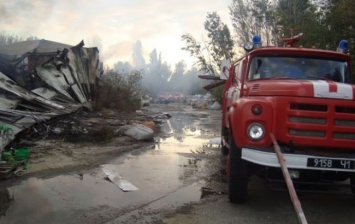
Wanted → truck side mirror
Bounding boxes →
[220,60,231,80]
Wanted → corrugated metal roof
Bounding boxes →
[0,39,73,56]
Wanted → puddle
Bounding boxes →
[0,109,222,223]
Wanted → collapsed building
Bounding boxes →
[0,39,103,148]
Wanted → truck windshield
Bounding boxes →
[248,56,350,83]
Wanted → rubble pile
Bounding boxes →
[0,39,102,150]
[10,108,171,146]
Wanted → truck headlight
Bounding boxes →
[247,123,265,141]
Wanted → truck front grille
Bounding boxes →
[289,129,325,137]
[289,117,326,125]
[287,101,355,141]
[333,133,355,140]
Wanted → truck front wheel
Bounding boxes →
[227,135,249,203]
[350,174,355,198]
[221,127,229,156]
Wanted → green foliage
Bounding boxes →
[228,0,355,80]
[204,12,236,66]
[210,85,224,103]
[181,12,235,76]
[325,0,355,79]
[94,67,143,111]
[181,33,215,76]
[275,0,328,48]
[229,0,278,46]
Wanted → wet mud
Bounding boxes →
[0,104,226,224]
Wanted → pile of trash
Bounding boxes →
[0,39,102,151]
[11,108,172,145]
[0,109,172,180]
[187,93,221,110]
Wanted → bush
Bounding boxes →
[94,68,143,111]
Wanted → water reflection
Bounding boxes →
[161,112,209,142]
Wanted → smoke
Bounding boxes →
[113,41,207,97]
[132,40,146,70]
[0,0,56,35]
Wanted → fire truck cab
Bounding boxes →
[222,34,355,203]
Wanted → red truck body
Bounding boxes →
[221,37,355,203]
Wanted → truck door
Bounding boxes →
[233,61,244,101]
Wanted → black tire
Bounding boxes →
[228,135,248,203]
[221,127,229,156]
[222,144,229,156]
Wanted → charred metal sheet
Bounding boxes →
[0,39,102,149]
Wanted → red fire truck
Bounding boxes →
[220,34,355,203]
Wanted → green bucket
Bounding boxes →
[15,148,29,161]
[2,151,15,161]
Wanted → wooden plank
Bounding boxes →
[270,133,308,224]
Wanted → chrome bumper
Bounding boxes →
[241,147,355,173]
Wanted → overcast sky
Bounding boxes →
[0,0,232,69]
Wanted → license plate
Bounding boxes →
[307,158,355,170]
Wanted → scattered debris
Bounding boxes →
[141,94,153,107]
[103,167,138,192]
[75,173,84,180]
[0,160,27,179]
[142,121,156,131]
[187,93,218,110]
[116,124,154,141]
[200,187,224,199]
[205,137,221,147]
[208,101,221,110]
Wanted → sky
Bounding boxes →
[0,0,232,69]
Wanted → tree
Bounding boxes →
[181,12,235,76]
[169,61,186,92]
[275,0,327,48]
[142,49,171,96]
[324,0,355,80]
[204,12,235,66]
[95,67,143,111]
[0,33,39,46]
[229,0,278,47]
[113,61,132,76]
[181,33,215,76]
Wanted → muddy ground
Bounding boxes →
[3,106,166,179]
[2,104,355,224]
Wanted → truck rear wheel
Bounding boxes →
[227,135,248,203]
